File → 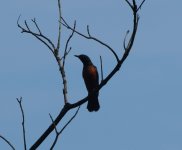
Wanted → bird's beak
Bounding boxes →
[74,55,79,58]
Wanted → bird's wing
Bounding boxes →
[83,65,99,93]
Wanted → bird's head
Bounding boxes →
[75,54,92,66]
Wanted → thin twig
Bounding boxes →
[87,25,91,37]
[125,0,133,9]
[0,135,16,150]
[137,0,146,11]
[28,0,145,149]
[100,56,104,81]
[57,0,62,51]
[17,14,71,105]
[98,0,140,90]
[123,30,130,51]
[61,17,69,27]
[59,106,80,134]
[31,18,42,34]
[30,97,87,150]
[49,114,59,150]
[49,114,59,134]
[17,97,27,150]
[17,16,55,53]
[24,20,30,31]
[50,106,80,150]
[60,17,120,62]
[63,21,76,67]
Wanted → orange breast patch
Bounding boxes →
[87,66,98,79]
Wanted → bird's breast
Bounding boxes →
[82,65,99,92]
[83,65,98,80]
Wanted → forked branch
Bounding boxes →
[61,17,120,62]
[60,0,145,91]
[49,106,80,149]
[98,0,143,89]
[17,16,55,53]
[30,1,145,149]
[16,0,146,149]
[17,2,76,105]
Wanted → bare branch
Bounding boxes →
[61,17,69,27]
[59,106,80,134]
[123,30,130,51]
[58,62,69,104]
[98,0,140,90]
[63,21,76,67]
[57,0,62,51]
[17,97,27,150]
[0,135,15,150]
[125,0,133,9]
[100,56,104,81]
[24,20,30,31]
[137,0,146,11]
[60,17,120,62]
[17,13,72,106]
[28,0,145,149]
[87,25,91,37]
[49,114,59,134]
[60,47,72,62]
[55,21,76,105]
[127,13,139,52]
[30,100,87,150]
[17,16,55,53]
[31,18,42,34]
[54,53,69,104]
[50,132,58,150]
[50,106,80,150]
[30,104,70,150]
[132,0,137,7]
[49,113,59,150]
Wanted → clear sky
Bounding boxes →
[0,0,182,150]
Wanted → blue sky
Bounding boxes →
[0,0,182,150]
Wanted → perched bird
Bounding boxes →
[75,54,100,112]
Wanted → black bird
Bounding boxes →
[75,54,100,112]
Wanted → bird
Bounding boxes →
[75,54,100,112]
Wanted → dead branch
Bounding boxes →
[30,97,87,150]
[55,21,76,104]
[50,106,80,150]
[125,0,133,9]
[63,21,76,67]
[100,56,104,82]
[49,114,59,150]
[60,0,145,93]
[59,106,80,135]
[0,135,16,150]
[17,16,55,53]
[17,15,78,149]
[16,0,146,149]
[137,0,146,11]
[123,30,130,51]
[57,0,62,50]
[61,17,120,62]
[17,97,27,150]
[17,0,76,105]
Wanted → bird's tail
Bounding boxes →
[87,94,100,112]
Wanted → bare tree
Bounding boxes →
[1,0,145,149]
